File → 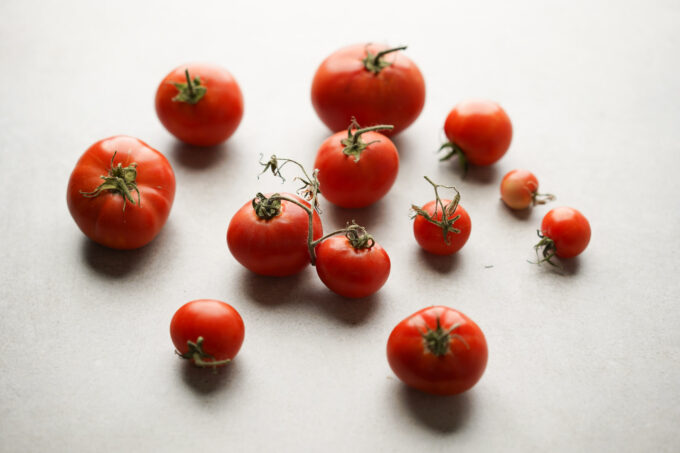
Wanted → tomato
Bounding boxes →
[536,207,591,262]
[315,226,390,298]
[227,193,323,276]
[413,199,472,255]
[155,63,243,146]
[170,299,245,368]
[311,43,425,135]
[314,122,398,208]
[387,306,488,395]
[66,135,175,250]
[500,169,554,210]
[440,99,512,169]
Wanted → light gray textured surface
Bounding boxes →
[1,0,679,451]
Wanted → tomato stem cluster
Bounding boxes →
[532,192,556,206]
[362,45,408,75]
[176,336,231,371]
[534,231,560,267]
[438,141,468,175]
[172,69,207,104]
[80,151,141,211]
[420,318,470,357]
[411,176,462,245]
[340,118,394,162]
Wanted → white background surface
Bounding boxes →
[1,0,679,451]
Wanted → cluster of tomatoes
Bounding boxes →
[66,43,591,396]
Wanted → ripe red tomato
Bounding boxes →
[315,230,390,298]
[440,99,512,169]
[155,63,243,146]
[227,193,323,276]
[314,123,398,208]
[537,207,591,261]
[500,169,554,210]
[311,43,425,135]
[66,135,176,250]
[387,306,488,395]
[170,299,245,368]
[413,199,471,255]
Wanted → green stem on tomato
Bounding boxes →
[438,141,468,175]
[340,118,394,162]
[79,151,141,211]
[410,176,462,244]
[363,45,408,74]
[176,337,231,372]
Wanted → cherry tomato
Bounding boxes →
[155,63,244,146]
[536,207,591,262]
[170,299,245,368]
[440,99,512,169]
[387,306,488,395]
[500,169,554,210]
[66,135,176,250]
[311,43,425,135]
[227,193,323,276]
[315,226,390,298]
[314,122,398,208]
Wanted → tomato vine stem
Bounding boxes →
[363,45,408,74]
[533,231,562,268]
[438,141,468,175]
[176,336,231,372]
[80,151,141,211]
[172,69,207,104]
[340,118,393,162]
[411,176,462,244]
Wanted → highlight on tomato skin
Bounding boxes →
[170,299,245,369]
[535,206,591,265]
[386,305,488,395]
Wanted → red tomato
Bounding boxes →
[155,63,243,146]
[500,169,554,210]
[441,99,512,168]
[537,207,591,260]
[66,135,176,250]
[314,124,398,208]
[315,233,390,298]
[227,193,323,276]
[413,199,471,255]
[387,306,488,395]
[170,299,245,368]
[311,43,425,135]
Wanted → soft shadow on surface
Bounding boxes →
[308,288,380,325]
[180,359,240,395]
[323,200,388,231]
[170,141,229,169]
[464,164,499,185]
[417,248,462,274]
[499,199,533,221]
[82,238,156,278]
[400,386,473,433]
[239,270,308,306]
[535,255,581,276]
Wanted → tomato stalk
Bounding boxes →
[363,45,408,75]
[411,176,462,244]
[421,318,470,357]
[176,336,231,371]
[438,141,468,175]
[80,151,141,211]
[340,117,394,162]
[533,231,560,267]
[532,191,556,206]
[172,69,207,104]
[311,221,375,250]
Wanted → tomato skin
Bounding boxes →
[66,136,175,250]
[170,300,245,364]
[311,43,425,135]
[387,306,488,395]
[155,63,244,146]
[227,193,323,276]
[444,100,512,166]
[541,207,591,258]
[315,236,390,298]
[314,130,399,208]
[413,200,471,255]
[500,169,539,209]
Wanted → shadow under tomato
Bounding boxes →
[499,199,534,221]
[179,357,241,395]
[239,269,309,306]
[81,237,158,278]
[463,164,499,185]
[399,385,474,433]
[307,287,381,326]
[416,248,462,274]
[536,255,581,276]
[322,200,388,232]
[170,141,230,170]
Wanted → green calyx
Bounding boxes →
[411,176,462,245]
[80,151,141,210]
[177,336,231,371]
[172,69,207,104]
[438,142,468,175]
[362,45,408,75]
[534,231,560,267]
[340,118,393,162]
[344,222,375,249]
[422,318,469,357]
[252,192,282,220]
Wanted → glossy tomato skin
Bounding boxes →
[311,43,425,135]
[315,236,390,298]
[227,193,323,276]
[413,200,471,255]
[314,130,399,208]
[500,169,539,209]
[387,306,488,395]
[444,100,512,166]
[66,136,176,250]
[170,299,245,363]
[541,207,591,258]
[155,63,244,146]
